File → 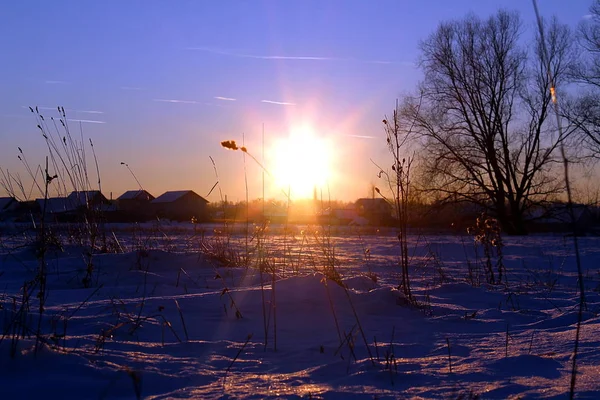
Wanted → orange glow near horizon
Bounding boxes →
[269,126,334,200]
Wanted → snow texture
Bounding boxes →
[0,224,599,399]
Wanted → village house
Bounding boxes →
[116,190,155,221]
[317,206,360,225]
[526,203,600,235]
[35,197,73,216]
[418,200,488,232]
[34,191,111,221]
[151,190,209,222]
[66,191,102,207]
[355,198,393,226]
[0,197,19,220]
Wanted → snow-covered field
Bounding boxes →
[1,223,599,399]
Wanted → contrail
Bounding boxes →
[153,99,200,104]
[346,134,376,139]
[22,106,104,114]
[67,119,106,124]
[261,100,296,106]
[187,46,401,65]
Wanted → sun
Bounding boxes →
[269,127,333,199]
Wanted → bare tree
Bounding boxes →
[564,1,600,155]
[401,10,575,234]
[573,0,600,89]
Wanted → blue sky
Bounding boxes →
[0,1,592,202]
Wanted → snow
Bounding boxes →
[0,225,599,399]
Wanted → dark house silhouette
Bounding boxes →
[151,190,209,221]
[35,197,73,216]
[0,197,19,220]
[526,203,600,235]
[67,190,108,209]
[34,191,110,221]
[117,190,155,221]
[355,198,393,226]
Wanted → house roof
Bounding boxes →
[36,195,116,214]
[355,198,391,208]
[117,190,154,201]
[356,198,388,203]
[67,190,107,206]
[0,197,17,211]
[151,190,208,204]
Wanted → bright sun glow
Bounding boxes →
[269,127,333,199]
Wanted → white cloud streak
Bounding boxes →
[187,47,333,61]
[253,55,332,61]
[153,99,200,104]
[21,106,104,114]
[67,119,106,124]
[187,46,401,65]
[345,134,376,139]
[261,100,296,106]
[214,96,237,101]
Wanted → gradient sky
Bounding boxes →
[0,1,592,203]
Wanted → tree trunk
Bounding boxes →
[498,202,528,235]
[509,201,527,235]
